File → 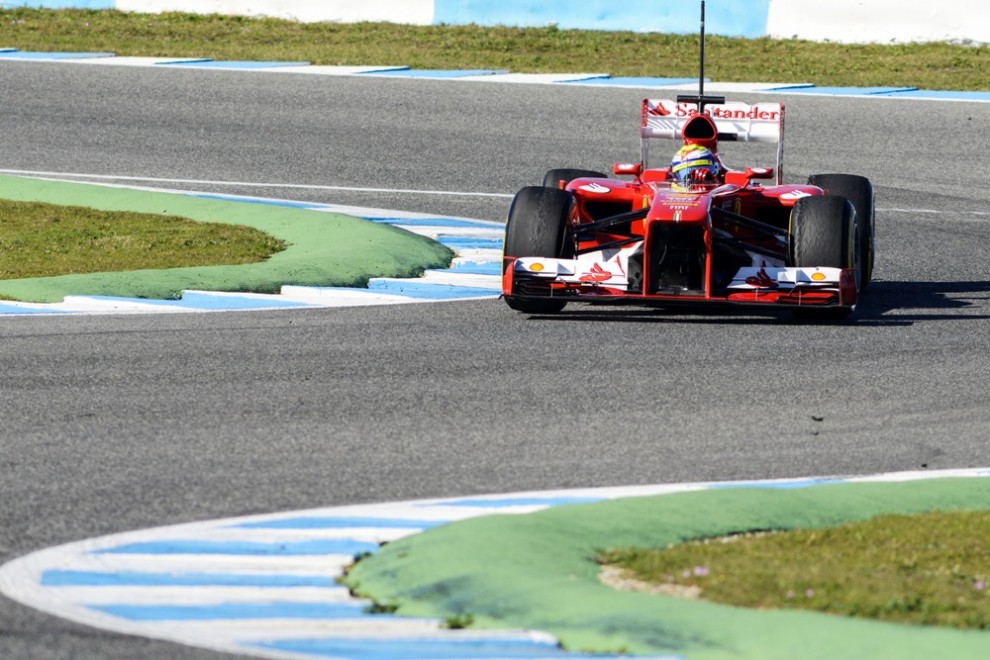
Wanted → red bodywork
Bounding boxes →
[502,98,860,312]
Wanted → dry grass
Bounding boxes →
[3,8,989,90]
[600,510,990,629]
[0,199,285,280]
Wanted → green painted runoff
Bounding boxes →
[346,478,990,659]
[0,175,453,302]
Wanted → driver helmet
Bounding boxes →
[670,144,721,184]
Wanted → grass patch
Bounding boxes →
[600,510,990,630]
[0,198,285,280]
[2,8,990,91]
[444,613,475,630]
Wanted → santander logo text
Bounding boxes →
[677,104,781,121]
[646,100,781,123]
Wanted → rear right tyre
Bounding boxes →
[503,186,576,314]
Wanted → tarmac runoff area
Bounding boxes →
[2,470,990,660]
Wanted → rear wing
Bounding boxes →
[640,98,785,184]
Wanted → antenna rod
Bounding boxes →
[677,0,724,111]
[699,0,706,98]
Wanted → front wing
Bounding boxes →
[503,255,858,309]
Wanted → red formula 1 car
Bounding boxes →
[501,96,875,319]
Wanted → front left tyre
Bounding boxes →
[788,194,858,320]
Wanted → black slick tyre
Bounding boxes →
[503,186,575,314]
[788,195,857,320]
[542,168,608,189]
[807,173,875,289]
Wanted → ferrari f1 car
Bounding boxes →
[501,96,875,319]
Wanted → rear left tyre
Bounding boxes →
[807,173,875,289]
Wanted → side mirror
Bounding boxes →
[746,167,774,180]
[613,162,643,176]
[725,168,775,186]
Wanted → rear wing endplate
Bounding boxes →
[641,98,785,184]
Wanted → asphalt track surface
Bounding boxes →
[1,60,990,659]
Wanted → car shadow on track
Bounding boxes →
[855,279,990,324]
[515,280,990,326]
